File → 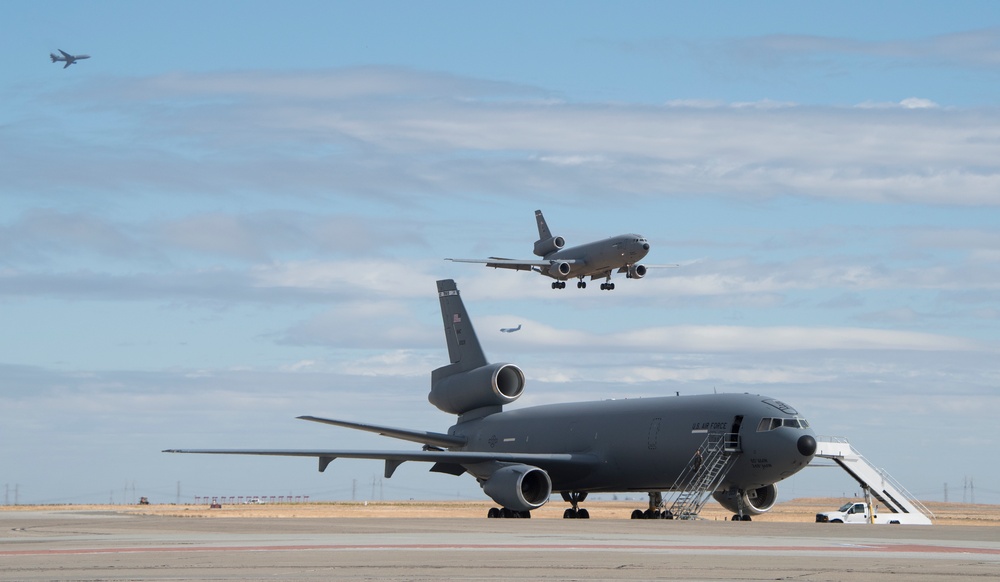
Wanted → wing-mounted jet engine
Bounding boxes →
[712,484,778,517]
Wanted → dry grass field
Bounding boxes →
[4,498,998,526]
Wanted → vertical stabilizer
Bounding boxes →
[435,279,488,375]
[535,209,552,241]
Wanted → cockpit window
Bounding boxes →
[756,417,811,431]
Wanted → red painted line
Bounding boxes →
[3,543,999,557]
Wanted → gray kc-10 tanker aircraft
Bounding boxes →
[50,49,90,68]
[166,279,818,519]
[447,210,655,290]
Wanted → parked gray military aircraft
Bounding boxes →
[447,210,654,290]
[500,324,521,333]
[50,49,90,68]
[165,279,817,520]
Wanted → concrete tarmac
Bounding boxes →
[2,510,999,581]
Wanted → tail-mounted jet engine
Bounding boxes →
[429,363,525,415]
[482,464,552,512]
[627,264,647,279]
[712,484,778,515]
[533,235,565,257]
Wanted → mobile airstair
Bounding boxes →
[662,432,740,519]
[814,436,933,525]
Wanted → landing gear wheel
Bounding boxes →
[577,281,586,289]
[488,507,501,518]
[561,491,589,519]
[741,514,752,521]
[631,509,644,520]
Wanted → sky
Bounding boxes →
[2,1,999,508]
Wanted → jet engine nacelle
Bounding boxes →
[481,464,552,512]
[429,363,525,415]
[712,484,778,515]
[533,235,565,257]
[547,261,571,278]
[628,264,647,279]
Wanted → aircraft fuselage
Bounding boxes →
[542,233,650,280]
[450,392,814,493]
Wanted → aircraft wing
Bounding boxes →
[446,257,581,272]
[297,415,466,448]
[58,49,72,58]
[162,448,600,478]
[63,61,71,69]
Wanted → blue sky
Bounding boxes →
[2,1,999,507]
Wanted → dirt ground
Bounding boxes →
[4,498,997,526]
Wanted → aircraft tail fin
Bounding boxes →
[535,209,552,240]
[50,53,58,63]
[429,280,525,417]
[434,279,488,374]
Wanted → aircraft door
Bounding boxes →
[728,415,743,450]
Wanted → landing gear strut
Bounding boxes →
[630,491,673,519]
[561,491,590,519]
[730,489,752,521]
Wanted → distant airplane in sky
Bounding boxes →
[50,49,90,69]
[166,279,817,520]
[447,210,656,290]
[500,324,521,333]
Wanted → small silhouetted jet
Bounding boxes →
[500,324,521,333]
[50,49,90,69]
[447,210,656,290]
[166,279,817,520]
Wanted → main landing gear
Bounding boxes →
[630,491,674,520]
[550,279,616,290]
[561,491,590,519]
[487,507,531,518]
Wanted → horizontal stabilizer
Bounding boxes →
[297,415,466,448]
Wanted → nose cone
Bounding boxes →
[797,434,817,457]
[642,243,650,251]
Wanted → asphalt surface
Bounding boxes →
[2,510,999,581]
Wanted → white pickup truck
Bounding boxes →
[815,501,906,524]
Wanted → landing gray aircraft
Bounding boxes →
[447,210,654,290]
[165,279,817,519]
[500,324,521,333]
[50,49,90,68]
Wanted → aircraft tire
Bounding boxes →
[488,507,501,518]
[563,508,575,519]
[631,509,644,519]
[578,508,590,519]
[741,515,752,521]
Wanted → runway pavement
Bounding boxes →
[2,509,999,581]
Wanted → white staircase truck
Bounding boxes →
[814,436,933,525]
